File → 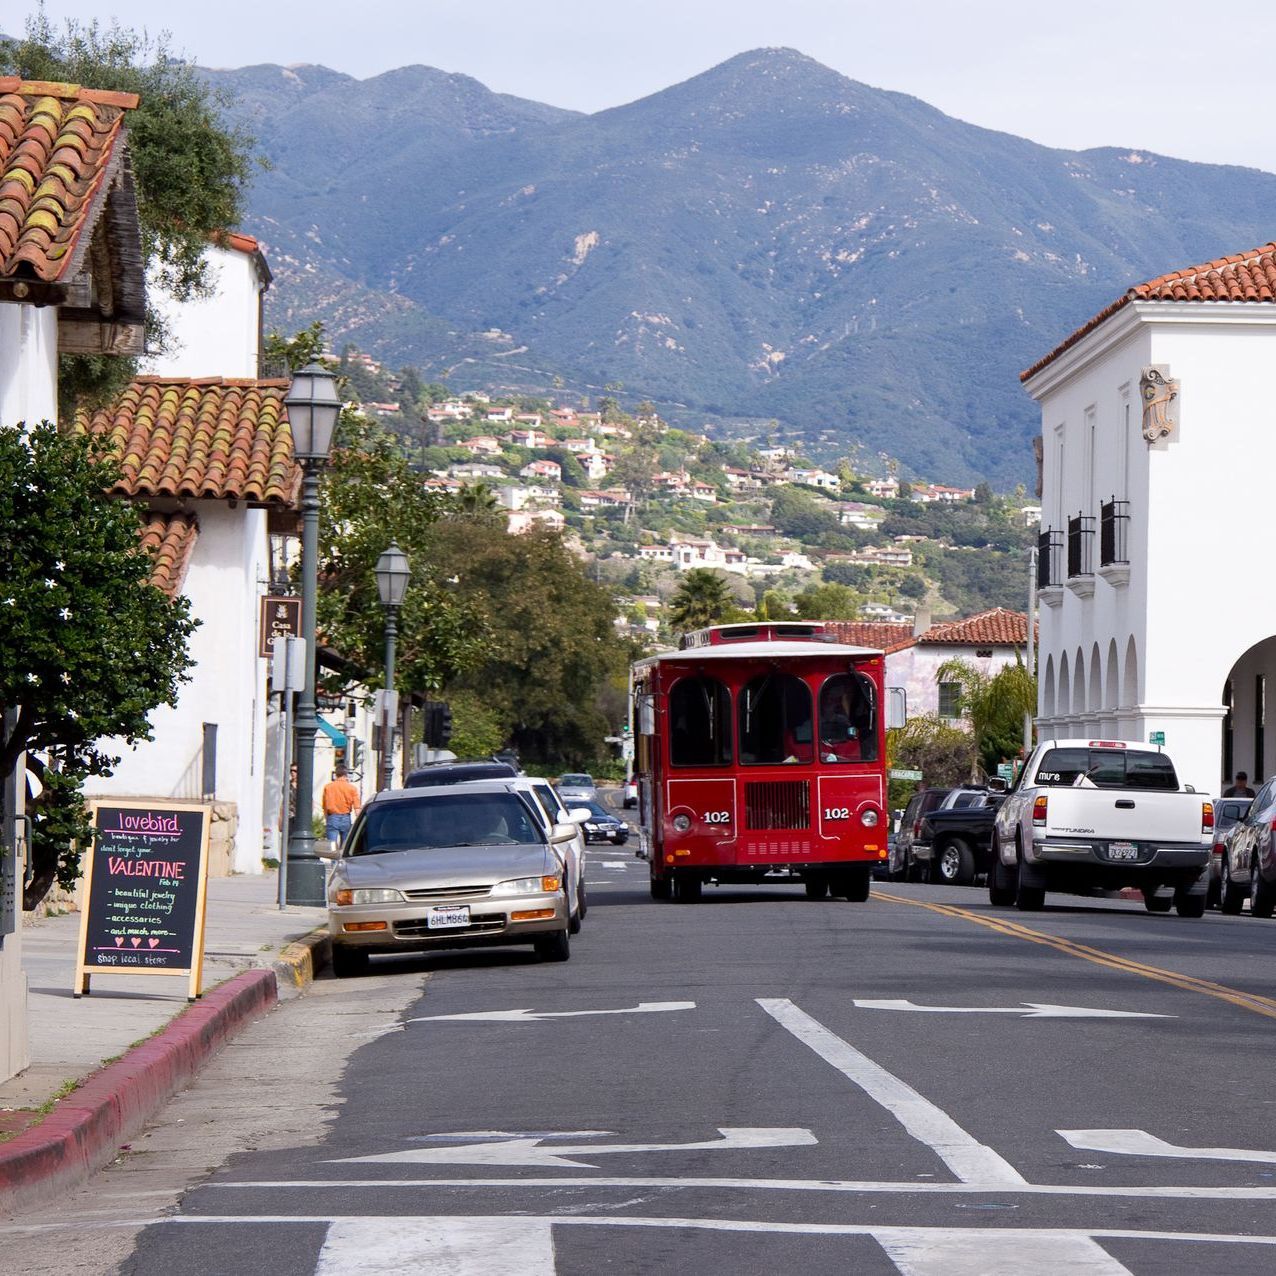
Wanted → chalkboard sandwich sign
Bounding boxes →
[75,800,213,1001]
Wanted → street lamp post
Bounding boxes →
[284,363,342,906]
[375,542,410,791]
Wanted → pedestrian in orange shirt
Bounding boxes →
[322,762,361,848]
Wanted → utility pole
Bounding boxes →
[1025,545,1037,755]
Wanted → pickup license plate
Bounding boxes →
[1107,842,1140,861]
[427,905,470,930]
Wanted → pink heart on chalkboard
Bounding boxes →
[148,938,160,948]
[114,937,124,947]
[130,937,141,948]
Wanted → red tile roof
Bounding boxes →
[0,78,138,283]
[822,620,917,653]
[78,378,301,507]
[1023,240,1276,382]
[138,511,199,597]
[917,607,1029,646]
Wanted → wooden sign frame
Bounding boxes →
[74,800,213,1001]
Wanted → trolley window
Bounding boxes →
[669,675,732,767]
[818,672,879,763]
[739,672,814,765]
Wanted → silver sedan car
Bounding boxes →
[322,783,576,976]
[556,772,597,804]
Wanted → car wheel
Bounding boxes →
[673,872,702,903]
[568,889,582,935]
[1013,843,1044,911]
[905,851,927,883]
[650,872,673,901]
[988,834,1015,907]
[1142,887,1173,914]
[1220,856,1245,915]
[1251,859,1276,919]
[534,927,571,962]
[577,877,588,921]
[804,875,830,899]
[1174,886,1206,918]
[331,945,369,979]
[936,839,975,886]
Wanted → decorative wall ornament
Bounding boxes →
[1140,366,1179,443]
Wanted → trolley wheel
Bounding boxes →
[650,872,673,901]
[673,872,702,904]
[804,875,830,899]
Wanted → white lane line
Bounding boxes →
[875,1227,1131,1275]
[315,1217,554,1275]
[203,1176,1276,1200]
[161,1215,1276,1248]
[601,861,628,869]
[1061,1129,1276,1164]
[756,998,1025,1185]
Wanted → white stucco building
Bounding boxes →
[1022,239,1276,794]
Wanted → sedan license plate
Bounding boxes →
[427,905,470,930]
[1107,842,1140,861]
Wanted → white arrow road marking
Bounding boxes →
[854,1000,1172,1020]
[1061,1129,1276,1164]
[315,1217,554,1276]
[333,1127,817,1169]
[758,998,1026,1185]
[353,1000,694,1039]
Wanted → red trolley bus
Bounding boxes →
[632,622,895,903]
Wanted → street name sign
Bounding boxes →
[889,768,923,781]
[75,800,212,1000]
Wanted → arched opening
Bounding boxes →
[1123,637,1139,708]
[1220,636,1276,789]
[1073,647,1087,716]
[1106,640,1120,710]
[1089,643,1102,717]
[1058,655,1071,721]
[1043,654,1056,719]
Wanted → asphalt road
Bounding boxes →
[37,809,1276,1273]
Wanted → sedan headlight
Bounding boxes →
[493,874,562,895]
[584,823,602,832]
[331,887,406,906]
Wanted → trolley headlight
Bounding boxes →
[860,808,880,828]
[672,814,692,832]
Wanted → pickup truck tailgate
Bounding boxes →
[1044,789,1203,844]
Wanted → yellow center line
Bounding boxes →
[873,890,1276,1022]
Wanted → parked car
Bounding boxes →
[888,788,952,881]
[580,800,630,845]
[912,791,1004,885]
[1218,782,1276,917]
[404,760,517,788]
[556,773,598,804]
[622,778,638,809]
[321,782,576,976]
[991,739,1212,915]
[1209,796,1252,910]
[513,776,591,931]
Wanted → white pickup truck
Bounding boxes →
[990,738,1213,917]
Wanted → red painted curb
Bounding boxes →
[0,968,277,1216]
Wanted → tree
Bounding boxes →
[3,13,256,412]
[770,485,839,539]
[425,522,626,768]
[668,569,735,634]
[935,657,1036,773]
[0,422,197,907]
[793,582,860,621]
[887,715,978,809]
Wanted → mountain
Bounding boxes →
[206,49,1276,485]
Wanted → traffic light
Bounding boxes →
[424,700,453,747]
[349,739,366,775]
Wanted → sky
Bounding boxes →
[13,1,1276,173]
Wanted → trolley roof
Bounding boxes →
[633,639,882,671]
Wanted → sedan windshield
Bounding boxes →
[348,793,544,856]
[584,801,616,820]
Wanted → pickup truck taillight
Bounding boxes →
[1032,795,1048,826]
[1201,802,1214,834]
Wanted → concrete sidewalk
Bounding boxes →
[0,873,326,1115]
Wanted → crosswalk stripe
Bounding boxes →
[314,1217,554,1274]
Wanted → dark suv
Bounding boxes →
[404,760,517,788]
[888,788,951,881]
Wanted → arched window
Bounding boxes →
[739,672,814,765]
[668,675,732,767]
[818,673,879,763]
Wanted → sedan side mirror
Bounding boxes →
[567,808,591,825]
[551,823,578,843]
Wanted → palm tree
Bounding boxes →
[935,657,1037,774]
[669,568,735,635]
